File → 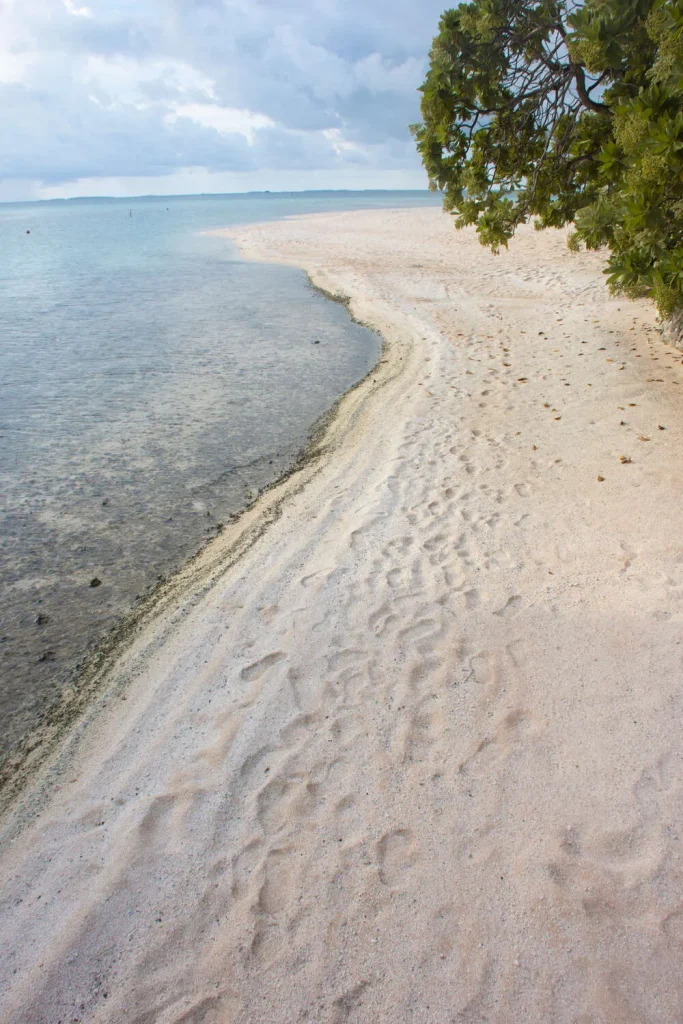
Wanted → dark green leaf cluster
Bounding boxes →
[411,0,683,318]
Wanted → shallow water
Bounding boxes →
[0,190,441,764]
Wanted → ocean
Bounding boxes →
[0,189,441,770]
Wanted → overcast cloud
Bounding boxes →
[0,0,447,200]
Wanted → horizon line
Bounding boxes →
[0,187,436,208]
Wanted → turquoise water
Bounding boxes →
[0,190,440,765]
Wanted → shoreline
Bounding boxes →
[1,198,388,804]
[2,207,683,1023]
[0,250,412,831]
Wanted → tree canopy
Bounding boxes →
[411,0,683,318]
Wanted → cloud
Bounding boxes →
[63,0,94,17]
[0,0,447,199]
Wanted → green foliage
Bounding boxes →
[411,0,683,318]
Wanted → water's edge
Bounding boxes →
[0,270,392,821]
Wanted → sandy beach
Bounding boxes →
[2,205,683,1023]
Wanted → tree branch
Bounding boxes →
[572,64,611,114]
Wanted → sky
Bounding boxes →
[0,0,448,201]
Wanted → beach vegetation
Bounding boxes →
[411,0,683,319]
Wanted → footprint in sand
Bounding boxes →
[377,828,418,885]
[241,651,287,683]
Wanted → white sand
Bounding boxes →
[2,207,683,1024]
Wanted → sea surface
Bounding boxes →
[0,189,441,767]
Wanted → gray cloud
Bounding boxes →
[0,0,447,195]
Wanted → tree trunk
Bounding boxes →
[662,309,683,351]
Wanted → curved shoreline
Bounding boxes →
[0,250,416,831]
[3,207,683,1024]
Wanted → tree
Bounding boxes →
[411,0,683,318]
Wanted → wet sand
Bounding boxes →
[1,207,683,1024]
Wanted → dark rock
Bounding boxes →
[89,577,102,588]
[35,613,49,626]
